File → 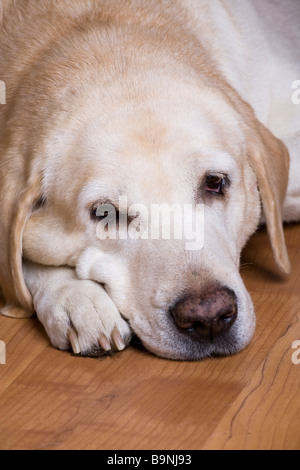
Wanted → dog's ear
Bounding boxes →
[244,116,290,274]
[0,174,41,318]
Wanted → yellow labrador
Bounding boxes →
[0,0,299,359]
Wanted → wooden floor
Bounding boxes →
[0,224,299,450]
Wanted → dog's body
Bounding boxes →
[0,0,299,359]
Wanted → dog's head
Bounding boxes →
[0,26,290,359]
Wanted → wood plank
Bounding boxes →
[203,302,300,450]
[0,317,49,394]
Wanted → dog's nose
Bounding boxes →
[170,287,237,340]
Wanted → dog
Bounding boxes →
[0,0,299,360]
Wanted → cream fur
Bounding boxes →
[0,0,299,359]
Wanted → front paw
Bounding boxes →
[34,279,132,356]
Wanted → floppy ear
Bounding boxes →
[0,175,42,318]
[244,118,290,274]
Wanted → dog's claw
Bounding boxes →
[99,330,126,353]
[98,334,112,352]
[68,327,81,355]
[66,322,127,356]
[111,328,126,351]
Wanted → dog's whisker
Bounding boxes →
[240,262,254,270]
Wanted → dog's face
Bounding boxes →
[22,73,264,359]
[0,4,291,360]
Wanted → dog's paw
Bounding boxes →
[34,279,132,356]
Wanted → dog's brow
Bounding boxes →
[94,198,120,211]
[189,150,236,168]
[79,182,122,208]
[189,152,238,190]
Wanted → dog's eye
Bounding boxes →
[90,205,119,224]
[205,174,227,195]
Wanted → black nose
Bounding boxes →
[170,286,237,340]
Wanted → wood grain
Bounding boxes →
[0,224,299,450]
